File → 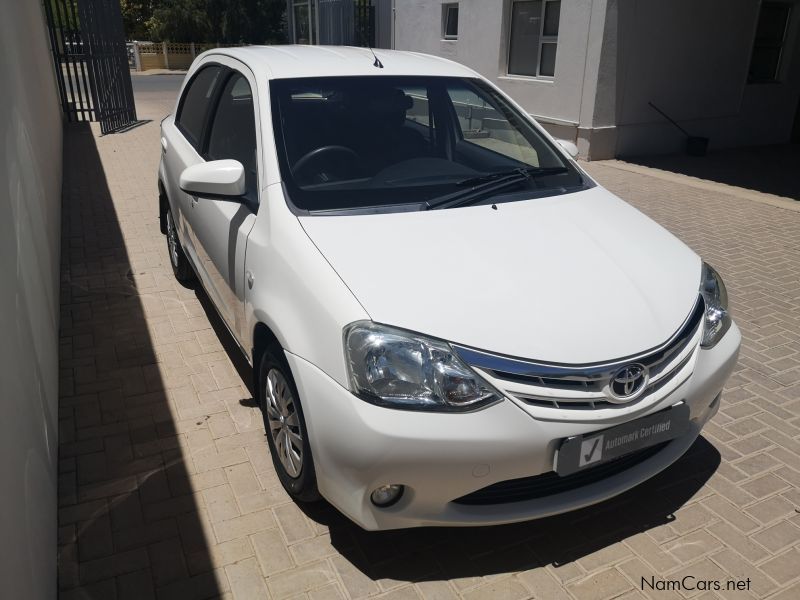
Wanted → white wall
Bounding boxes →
[393,0,604,142]
[394,0,800,158]
[0,0,63,597]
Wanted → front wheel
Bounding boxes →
[258,347,320,502]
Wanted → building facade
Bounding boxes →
[307,0,800,159]
[395,0,800,159]
[287,0,394,48]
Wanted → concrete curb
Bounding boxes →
[590,159,800,214]
[131,69,188,76]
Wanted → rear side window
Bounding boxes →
[177,66,223,148]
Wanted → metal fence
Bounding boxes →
[354,0,376,48]
[292,0,376,47]
[318,0,354,45]
[43,0,137,133]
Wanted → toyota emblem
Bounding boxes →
[607,363,649,402]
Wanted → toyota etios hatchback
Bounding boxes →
[159,46,740,530]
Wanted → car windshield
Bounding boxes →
[270,76,589,213]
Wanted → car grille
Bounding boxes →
[453,297,705,413]
[451,442,670,505]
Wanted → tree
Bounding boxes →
[259,0,289,44]
[120,0,154,40]
[119,0,287,43]
[147,0,212,42]
[207,0,287,44]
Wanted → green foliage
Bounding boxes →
[120,0,155,40]
[48,0,80,31]
[147,0,212,42]
[119,0,287,44]
[208,0,287,44]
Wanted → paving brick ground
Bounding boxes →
[57,86,799,599]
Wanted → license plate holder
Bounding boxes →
[555,403,690,476]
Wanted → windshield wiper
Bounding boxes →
[425,171,529,210]
[455,166,569,187]
[426,166,569,210]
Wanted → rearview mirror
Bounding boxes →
[180,160,245,199]
[556,139,579,159]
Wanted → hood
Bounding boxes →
[299,187,701,364]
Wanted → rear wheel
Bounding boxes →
[258,346,320,502]
[165,207,195,283]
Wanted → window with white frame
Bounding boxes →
[507,0,561,78]
[749,2,792,83]
[291,0,318,45]
[442,3,459,40]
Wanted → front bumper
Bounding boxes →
[288,323,740,530]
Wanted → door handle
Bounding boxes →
[246,271,255,289]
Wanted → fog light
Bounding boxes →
[370,484,404,507]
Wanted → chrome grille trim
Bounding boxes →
[511,350,695,410]
[453,296,704,382]
[454,296,704,410]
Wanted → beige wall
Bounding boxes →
[394,0,800,158]
[393,0,614,156]
[0,0,63,597]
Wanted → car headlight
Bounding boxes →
[700,262,731,348]
[344,322,502,412]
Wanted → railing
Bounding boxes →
[45,0,137,132]
[128,41,247,71]
[353,0,375,47]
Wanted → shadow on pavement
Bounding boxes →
[298,437,719,582]
[623,144,800,200]
[58,123,220,598]
[193,285,254,399]
[101,119,152,135]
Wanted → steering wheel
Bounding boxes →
[292,145,361,182]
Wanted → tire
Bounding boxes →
[165,207,195,283]
[258,346,320,502]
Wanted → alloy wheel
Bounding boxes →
[265,368,304,478]
[166,210,180,267]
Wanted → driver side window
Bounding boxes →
[206,73,258,197]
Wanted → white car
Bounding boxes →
[158,46,740,530]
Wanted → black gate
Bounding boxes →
[354,0,376,48]
[43,0,137,133]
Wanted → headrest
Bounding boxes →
[365,88,413,114]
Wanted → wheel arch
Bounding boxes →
[252,321,283,395]
[158,179,168,235]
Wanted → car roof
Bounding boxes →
[198,45,480,80]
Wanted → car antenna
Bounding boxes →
[368,45,383,68]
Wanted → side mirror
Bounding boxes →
[556,139,579,159]
[179,160,245,199]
